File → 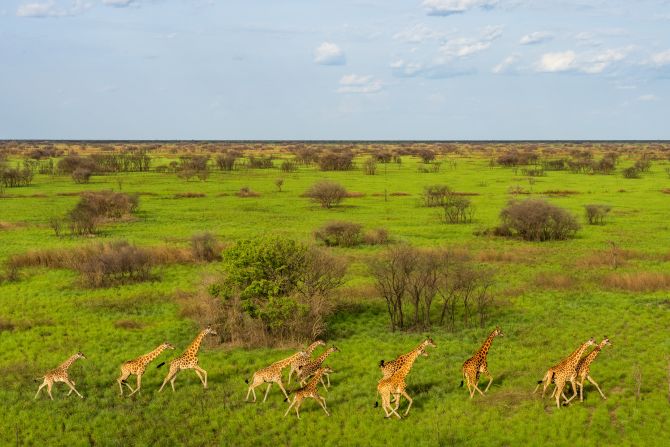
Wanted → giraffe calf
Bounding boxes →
[245,352,306,402]
[284,367,333,419]
[117,342,175,397]
[35,352,86,400]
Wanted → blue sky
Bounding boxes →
[1,0,669,139]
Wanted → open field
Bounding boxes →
[1,142,670,446]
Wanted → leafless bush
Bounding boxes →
[314,221,362,247]
[191,232,222,262]
[422,185,451,207]
[363,228,390,245]
[497,199,580,241]
[248,156,274,169]
[274,178,284,192]
[317,150,354,171]
[49,217,64,237]
[215,153,237,171]
[585,204,611,225]
[442,196,475,224]
[236,187,260,198]
[622,167,641,179]
[68,190,138,235]
[71,168,92,184]
[363,157,377,175]
[304,180,347,208]
[369,245,495,331]
[280,160,298,172]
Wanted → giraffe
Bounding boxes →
[297,346,339,389]
[245,350,307,402]
[117,342,175,396]
[460,327,503,398]
[158,326,217,392]
[534,337,595,405]
[379,337,434,379]
[576,337,611,402]
[375,337,436,418]
[288,340,326,385]
[34,352,86,400]
[284,367,333,419]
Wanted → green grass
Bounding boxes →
[1,150,670,446]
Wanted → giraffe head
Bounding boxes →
[76,352,87,360]
[329,346,340,353]
[313,340,326,348]
[493,326,504,337]
[162,342,176,350]
[417,337,437,357]
[318,366,334,375]
[204,325,218,336]
[586,337,596,346]
[601,336,611,347]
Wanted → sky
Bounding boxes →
[1,0,669,140]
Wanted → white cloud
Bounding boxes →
[637,94,658,102]
[535,47,630,74]
[536,51,577,72]
[492,54,520,74]
[103,0,134,7]
[393,24,446,43]
[519,32,553,45]
[422,0,498,16]
[390,60,425,77]
[650,50,670,66]
[337,74,383,94]
[17,0,89,17]
[437,25,503,60]
[314,42,346,66]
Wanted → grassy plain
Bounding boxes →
[1,143,670,446]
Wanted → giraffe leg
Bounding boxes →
[34,381,47,400]
[587,375,606,400]
[563,379,578,404]
[295,400,302,419]
[284,397,296,417]
[400,390,413,416]
[472,381,486,397]
[287,368,294,385]
[316,395,330,416]
[65,380,83,398]
[117,371,131,396]
[579,377,585,402]
[483,373,494,393]
[554,380,565,408]
[263,383,272,402]
[194,366,208,388]
[320,376,328,392]
[159,365,179,393]
[276,380,290,400]
[47,382,54,400]
[128,375,143,397]
[326,373,331,387]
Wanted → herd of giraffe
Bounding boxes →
[34,325,612,417]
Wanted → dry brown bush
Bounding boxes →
[542,190,581,196]
[191,232,222,262]
[114,320,145,330]
[476,247,541,263]
[575,248,649,269]
[304,180,347,208]
[363,228,390,245]
[174,192,206,198]
[497,199,580,241]
[236,187,260,198]
[602,272,670,292]
[345,191,366,198]
[533,272,577,290]
[7,241,193,287]
[390,192,411,196]
[314,221,362,247]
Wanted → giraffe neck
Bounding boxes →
[140,345,169,365]
[307,369,325,389]
[396,346,423,379]
[565,341,592,367]
[185,330,208,355]
[277,351,304,368]
[477,330,498,358]
[314,348,335,364]
[58,354,80,371]
[582,341,606,367]
[305,342,322,355]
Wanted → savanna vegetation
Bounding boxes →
[1,140,670,446]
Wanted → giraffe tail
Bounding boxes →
[374,401,379,408]
[379,360,385,367]
[156,362,166,369]
[245,379,249,384]
[460,380,464,387]
[536,380,543,384]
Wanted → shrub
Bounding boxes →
[442,196,475,224]
[248,156,274,169]
[416,149,436,163]
[274,178,284,192]
[363,157,377,175]
[622,167,641,179]
[236,187,260,198]
[57,155,97,174]
[422,185,451,207]
[304,180,347,208]
[216,238,346,345]
[497,199,580,241]
[71,168,92,184]
[68,191,138,235]
[191,232,222,262]
[317,151,354,171]
[634,158,651,172]
[363,228,390,245]
[314,221,363,247]
[280,160,298,173]
[174,192,206,198]
[0,166,34,188]
[215,154,237,171]
[585,204,611,225]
